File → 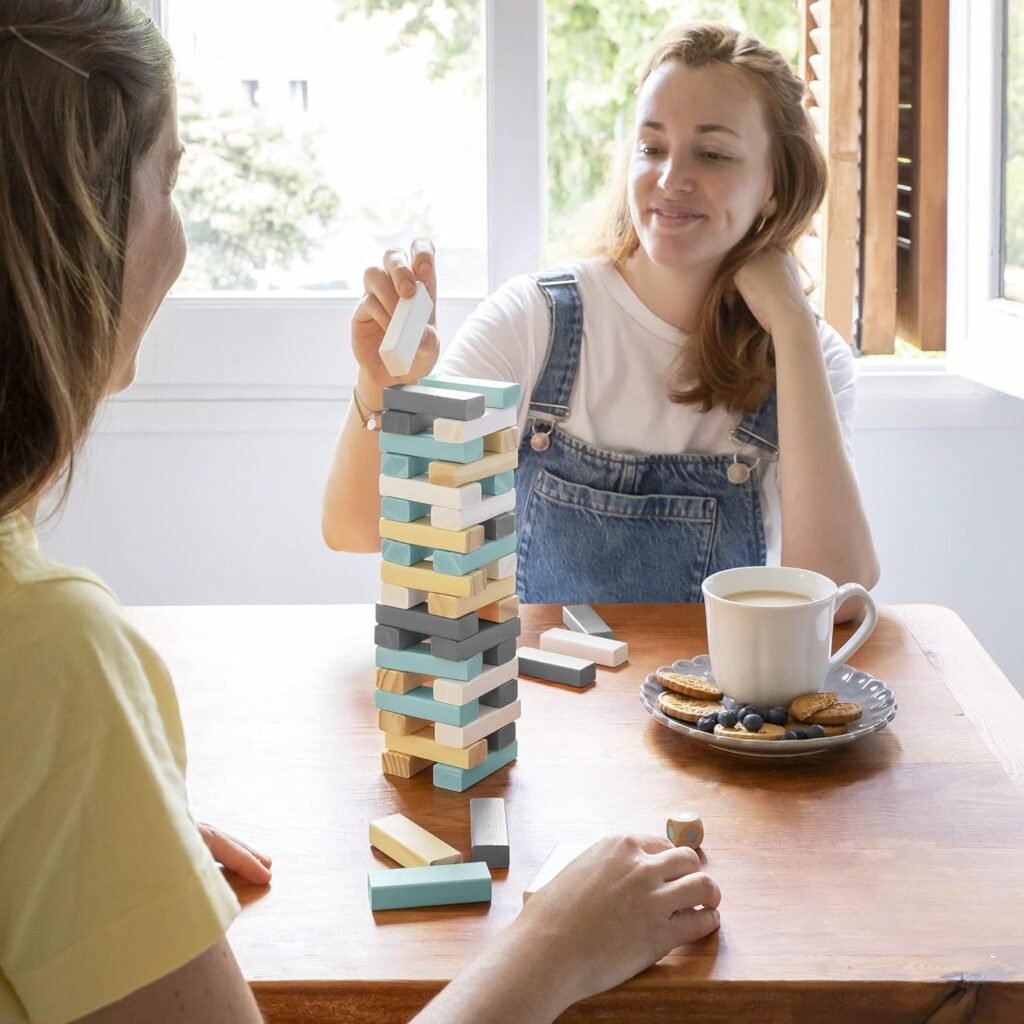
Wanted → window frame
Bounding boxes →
[946,0,1024,398]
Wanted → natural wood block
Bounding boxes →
[479,595,519,623]
[427,574,516,619]
[379,582,429,609]
[375,668,434,694]
[381,560,487,599]
[369,812,461,868]
[379,516,485,554]
[381,749,433,779]
[383,728,489,770]
[378,710,432,736]
[666,811,704,850]
[428,450,518,488]
[484,426,520,453]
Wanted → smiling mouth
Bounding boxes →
[651,208,706,224]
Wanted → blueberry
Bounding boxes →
[697,714,718,733]
[806,724,826,739]
[767,706,788,726]
[741,713,764,733]
[792,728,808,740]
[718,710,738,729]
[722,696,738,711]
[737,705,754,721]
[780,730,797,740]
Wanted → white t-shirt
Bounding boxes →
[436,256,857,566]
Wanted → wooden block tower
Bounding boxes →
[375,374,522,792]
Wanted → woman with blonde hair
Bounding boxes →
[325,21,880,616]
[0,3,721,1021]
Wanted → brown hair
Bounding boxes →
[591,22,828,412]
[0,0,174,521]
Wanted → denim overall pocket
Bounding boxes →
[518,468,718,604]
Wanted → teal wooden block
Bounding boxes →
[481,471,515,495]
[376,644,484,684]
[368,861,492,911]
[380,497,431,523]
[381,452,430,479]
[433,741,518,792]
[381,539,434,566]
[379,431,484,465]
[432,532,517,576]
[374,686,480,727]
[420,373,521,410]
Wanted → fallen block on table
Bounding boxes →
[368,861,492,911]
[470,797,510,869]
[522,841,591,903]
[562,604,614,639]
[516,646,596,688]
[539,627,628,667]
[369,812,461,868]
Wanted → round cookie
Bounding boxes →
[806,701,862,726]
[788,691,839,722]
[657,690,725,723]
[655,669,723,700]
[714,722,785,741]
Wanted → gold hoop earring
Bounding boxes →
[755,215,768,235]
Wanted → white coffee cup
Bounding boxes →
[701,566,878,707]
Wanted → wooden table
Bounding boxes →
[128,603,1024,1023]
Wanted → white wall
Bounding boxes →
[37,372,1024,696]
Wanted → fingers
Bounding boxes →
[668,905,722,944]
[410,237,437,318]
[383,247,418,300]
[353,291,392,334]
[199,824,273,885]
[660,870,721,913]
[633,833,673,856]
[650,843,701,880]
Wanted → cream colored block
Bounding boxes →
[376,668,434,694]
[378,710,432,735]
[427,574,516,618]
[428,450,518,488]
[384,728,488,769]
[479,595,520,623]
[380,582,429,609]
[381,749,433,778]
[484,427,520,453]
[433,405,517,443]
[369,812,462,868]
[432,659,519,706]
[523,841,591,903]
[434,700,522,749]
[538,627,628,667]
[379,473,481,510]
[487,553,517,580]
[430,489,516,531]
[381,560,487,598]
[379,516,485,554]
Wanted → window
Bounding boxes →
[165,0,488,295]
[1005,0,1023,303]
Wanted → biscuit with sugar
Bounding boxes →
[655,670,723,700]
[657,691,725,723]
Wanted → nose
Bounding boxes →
[659,154,696,193]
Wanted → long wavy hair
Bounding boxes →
[591,22,828,412]
[0,0,174,520]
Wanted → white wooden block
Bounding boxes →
[379,281,433,376]
[538,627,628,667]
[430,489,516,531]
[379,474,482,510]
[487,553,517,580]
[432,659,519,706]
[369,812,461,868]
[380,582,429,609]
[433,405,517,444]
[523,841,591,903]
[433,700,522,749]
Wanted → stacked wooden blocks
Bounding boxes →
[376,374,523,792]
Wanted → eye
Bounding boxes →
[637,143,662,156]
[702,151,732,162]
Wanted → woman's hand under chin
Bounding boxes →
[733,247,815,338]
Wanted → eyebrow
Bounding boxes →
[639,119,741,138]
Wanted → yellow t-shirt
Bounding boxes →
[0,513,239,1023]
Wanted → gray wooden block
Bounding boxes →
[383,384,485,421]
[516,646,596,687]
[429,616,521,662]
[484,511,516,540]
[381,409,435,435]
[483,638,517,666]
[480,678,518,708]
[374,623,428,650]
[487,722,516,751]
[470,797,509,869]
[562,604,613,639]
[375,602,479,642]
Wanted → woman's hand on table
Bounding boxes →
[352,238,440,407]
[198,823,273,885]
[518,833,721,1007]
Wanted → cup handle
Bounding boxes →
[828,583,878,671]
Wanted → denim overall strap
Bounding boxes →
[529,270,583,424]
[733,385,779,457]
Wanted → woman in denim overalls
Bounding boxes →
[329,24,880,612]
